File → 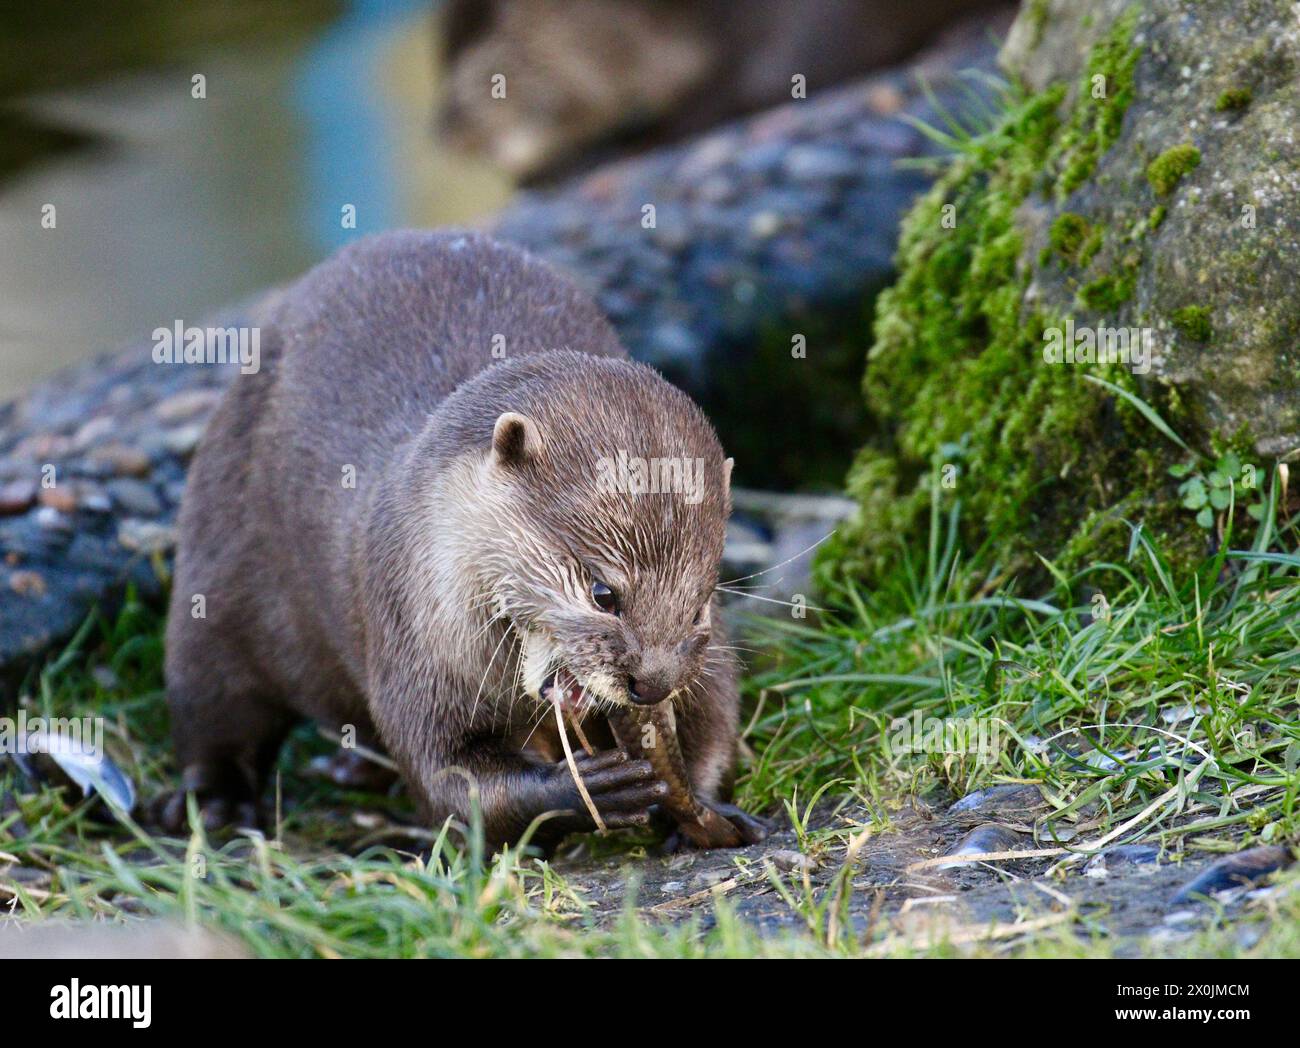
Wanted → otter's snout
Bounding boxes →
[628,678,672,705]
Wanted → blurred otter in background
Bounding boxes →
[436,0,1005,182]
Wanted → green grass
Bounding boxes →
[742,462,1300,846]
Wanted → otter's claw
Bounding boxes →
[658,801,773,852]
[711,801,773,844]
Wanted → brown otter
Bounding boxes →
[161,229,767,851]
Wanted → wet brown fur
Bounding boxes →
[164,230,744,848]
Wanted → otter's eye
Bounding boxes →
[693,603,708,627]
[591,580,619,615]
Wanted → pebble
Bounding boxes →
[770,849,818,874]
[0,478,37,515]
[79,487,113,514]
[1084,844,1161,878]
[36,486,77,513]
[782,145,860,182]
[106,478,162,517]
[117,520,177,554]
[8,570,47,597]
[1169,845,1293,907]
[938,824,1027,869]
[948,784,1043,815]
[88,442,152,477]
[71,415,115,451]
[748,211,783,239]
[154,389,222,423]
[690,868,733,890]
[34,506,73,533]
[12,433,71,460]
[162,424,205,458]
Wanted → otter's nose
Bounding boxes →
[628,678,672,705]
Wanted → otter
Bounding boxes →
[161,230,768,851]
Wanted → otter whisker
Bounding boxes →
[715,587,827,612]
[469,619,516,724]
[717,529,838,588]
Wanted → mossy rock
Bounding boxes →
[830,0,1299,585]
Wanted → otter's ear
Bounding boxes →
[491,411,543,467]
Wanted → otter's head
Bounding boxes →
[461,357,731,713]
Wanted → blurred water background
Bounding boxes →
[0,0,512,399]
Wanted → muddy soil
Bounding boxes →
[549,789,1289,955]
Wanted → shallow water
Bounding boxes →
[0,0,512,401]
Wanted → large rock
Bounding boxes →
[832,0,1300,584]
[1003,0,1300,455]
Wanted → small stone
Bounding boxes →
[91,665,120,690]
[938,824,1027,869]
[748,211,783,239]
[117,520,177,554]
[690,868,733,890]
[72,415,115,451]
[154,389,222,423]
[79,487,113,514]
[162,424,205,458]
[1169,845,1293,907]
[695,175,735,204]
[106,478,162,517]
[8,570,47,597]
[34,506,72,532]
[0,479,37,515]
[88,443,151,477]
[948,784,1044,815]
[13,433,71,461]
[782,146,858,182]
[770,849,818,874]
[865,83,905,115]
[660,880,686,894]
[37,486,78,513]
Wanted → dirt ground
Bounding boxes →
[550,786,1291,955]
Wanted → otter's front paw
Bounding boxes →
[548,749,669,830]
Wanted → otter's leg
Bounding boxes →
[159,636,295,832]
[672,658,771,847]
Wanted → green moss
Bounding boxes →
[1146,143,1201,195]
[1078,224,1104,265]
[1172,305,1213,342]
[1148,204,1167,230]
[1215,87,1252,112]
[828,8,1206,588]
[1077,272,1134,311]
[1027,0,1050,47]
[1048,212,1091,262]
[1052,7,1142,197]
